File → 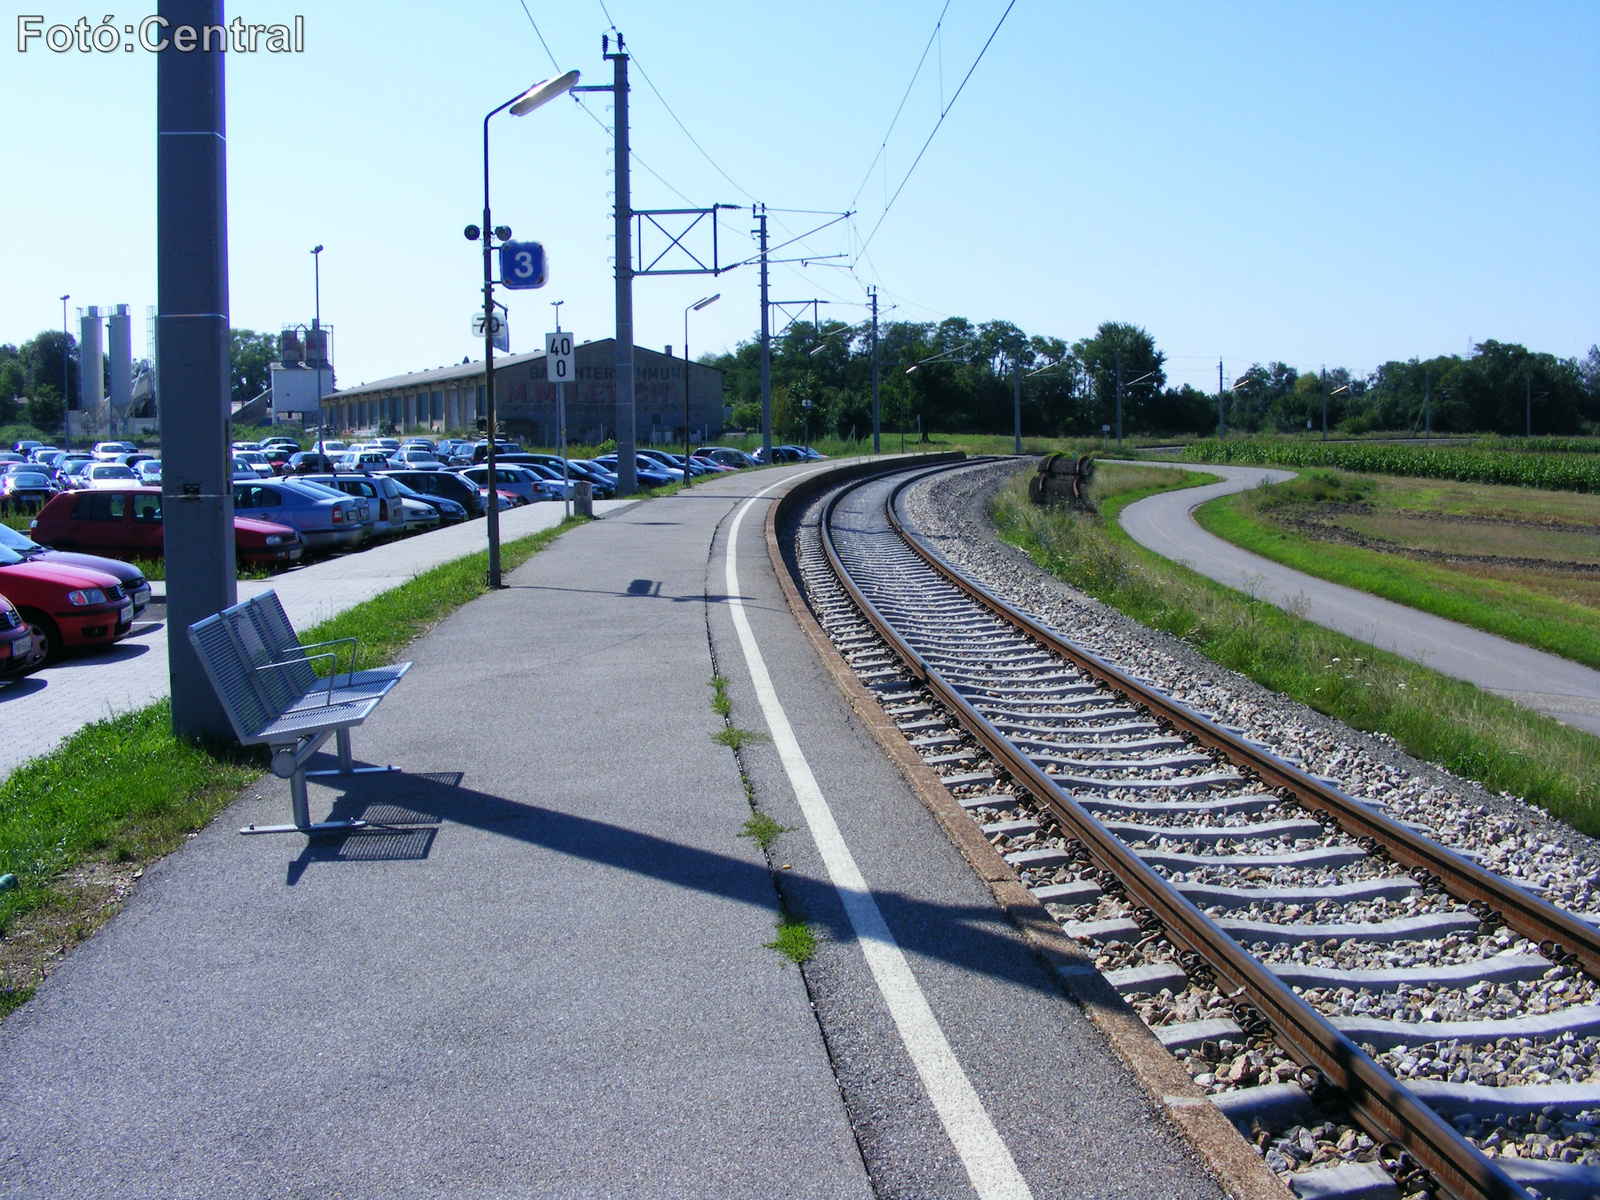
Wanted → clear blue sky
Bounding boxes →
[3,1,1596,393]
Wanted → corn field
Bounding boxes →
[1182,439,1600,493]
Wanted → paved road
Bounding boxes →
[1118,461,1600,736]
[0,499,630,777]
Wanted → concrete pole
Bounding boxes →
[1217,358,1225,439]
[757,205,772,463]
[1013,345,1022,454]
[158,0,237,740]
[1321,367,1328,441]
[1115,347,1123,447]
[869,286,880,454]
[610,43,637,496]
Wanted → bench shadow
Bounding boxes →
[285,763,1062,1004]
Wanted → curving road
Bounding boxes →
[1115,461,1600,737]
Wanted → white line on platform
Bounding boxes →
[724,473,1033,1200]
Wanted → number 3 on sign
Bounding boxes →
[546,331,575,382]
[499,241,548,290]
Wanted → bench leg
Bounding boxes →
[239,761,374,837]
[305,727,397,779]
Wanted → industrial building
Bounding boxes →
[310,339,724,444]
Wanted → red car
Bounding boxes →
[30,487,305,569]
[0,590,45,679]
[0,542,134,663]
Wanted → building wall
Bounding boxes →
[323,341,721,443]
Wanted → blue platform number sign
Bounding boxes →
[500,241,548,290]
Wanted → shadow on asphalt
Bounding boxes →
[283,764,1054,1000]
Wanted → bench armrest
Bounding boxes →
[256,653,339,706]
[277,636,359,684]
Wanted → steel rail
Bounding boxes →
[815,463,1529,1200]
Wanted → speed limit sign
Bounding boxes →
[546,331,575,382]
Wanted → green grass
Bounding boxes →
[706,430,1181,461]
[991,472,1600,836]
[739,812,792,852]
[764,912,817,965]
[1184,438,1600,493]
[0,517,585,1016]
[712,726,767,751]
[1194,480,1600,671]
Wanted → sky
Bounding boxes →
[3,1,1597,393]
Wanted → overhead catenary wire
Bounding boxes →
[848,0,953,212]
[856,0,1017,255]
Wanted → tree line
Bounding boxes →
[703,318,1600,440]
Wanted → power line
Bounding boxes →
[857,0,1016,255]
[627,49,757,203]
[848,1,951,211]
[515,0,562,71]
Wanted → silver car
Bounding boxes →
[302,473,408,539]
[232,479,366,550]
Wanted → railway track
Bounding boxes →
[795,459,1600,1200]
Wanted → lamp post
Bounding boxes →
[469,70,579,589]
[59,294,71,451]
[310,245,323,445]
[683,293,719,485]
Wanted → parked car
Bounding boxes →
[457,464,555,505]
[337,449,393,471]
[387,446,442,470]
[594,454,675,489]
[29,487,305,571]
[369,437,401,452]
[0,453,24,467]
[499,454,618,499]
[301,473,408,539]
[230,440,262,452]
[380,469,486,518]
[261,448,293,474]
[469,439,524,464]
[0,541,136,663]
[0,523,151,615]
[695,446,760,469]
[92,440,138,461]
[564,460,620,497]
[1,464,58,509]
[12,440,42,455]
[83,463,142,489]
[28,446,61,464]
[402,437,437,452]
[231,480,366,550]
[231,452,275,479]
[388,478,468,525]
[312,439,347,456]
[54,456,94,485]
[398,497,441,532]
[113,452,155,470]
[261,436,302,451]
[638,449,721,481]
[135,460,162,485]
[0,589,44,680]
[288,451,338,475]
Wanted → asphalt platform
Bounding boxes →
[0,460,1222,1199]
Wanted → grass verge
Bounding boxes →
[1194,480,1600,671]
[0,516,586,1019]
[991,472,1600,836]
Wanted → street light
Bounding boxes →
[683,293,720,486]
[310,245,324,446]
[471,69,580,588]
[59,294,70,451]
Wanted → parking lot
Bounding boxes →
[0,496,634,775]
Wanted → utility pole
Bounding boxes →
[1217,358,1225,439]
[159,0,236,740]
[1526,372,1532,438]
[754,204,771,462]
[869,286,880,454]
[1013,352,1022,454]
[311,244,323,443]
[1321,366,1328,441]
[609,37,637,495]
[1424,374,1431,440]
[1115,348,1123,447]
[59,294,70,452]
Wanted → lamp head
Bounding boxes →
[311,244,323,255]
[692,293,721,312]
[509,69,581,116]
[494,226,512,242]
[464,225,481,241]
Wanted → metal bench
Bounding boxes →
[187,590,412,835]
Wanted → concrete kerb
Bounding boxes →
[763,458,1294,1200]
